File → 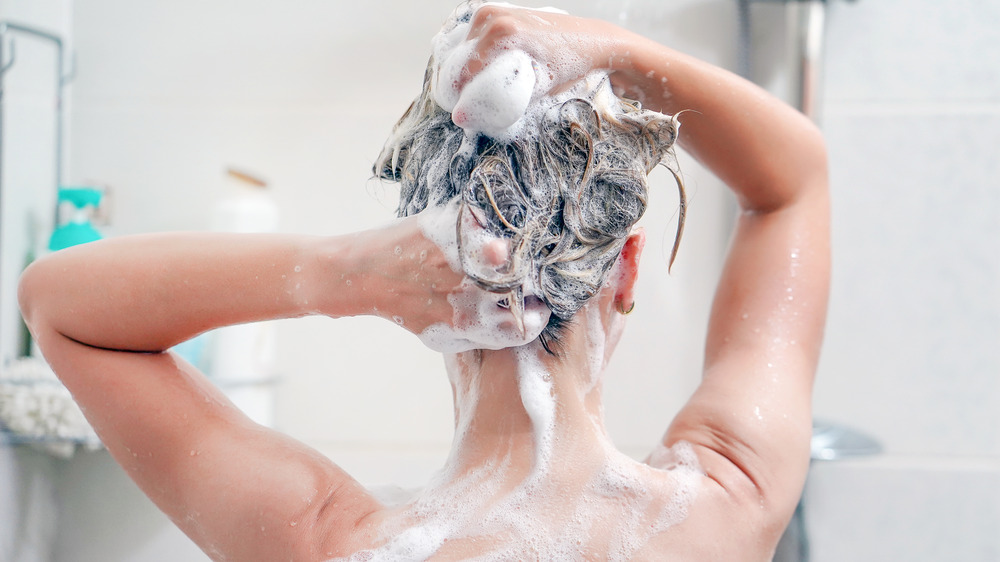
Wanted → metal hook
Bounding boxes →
[60,48,76,87]
[0,35,15,77]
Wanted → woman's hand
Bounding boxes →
[330,214,466,335]
[459,5,613,93]
[336,203,549,353]
[454,5,682,102]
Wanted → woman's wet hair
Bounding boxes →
[374,59,685,351]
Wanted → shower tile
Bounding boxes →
[275,316,455,447]
[53,450,212,562]
[0,29,64,98]
[0,0,71,34]
[310,445,450,490]
[69,0,463,106]
[69,97,406,234]
[804,459,1000,562]
[824,0,1000,103]
[814,110,1000,458]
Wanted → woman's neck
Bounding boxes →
[441,296,627,488]
[367,297,706,560]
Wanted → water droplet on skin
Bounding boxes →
[294,265,302,273]
[289,521,298,527]
[741,313,749,320]
[393,316,406,326]
[189,450,197,456]
[394,246,403,256]
[345,279,352,286]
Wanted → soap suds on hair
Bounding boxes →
[376,0,684,343]
[416,200,551,352]
[346,2,699,559]
[431,3,575,139]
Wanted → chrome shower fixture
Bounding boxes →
[736,0,856,121]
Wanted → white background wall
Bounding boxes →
[802,1,999,560]
[1,1,71,559]
[0,0,64,367]
[1,0,997,561]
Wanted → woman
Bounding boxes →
[18,3,829,560]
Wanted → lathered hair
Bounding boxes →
[374,61,685,347]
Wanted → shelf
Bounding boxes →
[0,425,102,449]
[0,372,279,449]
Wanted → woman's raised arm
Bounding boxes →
[16,221,463,560]
[462,3,830,537]
[607,27,830,520]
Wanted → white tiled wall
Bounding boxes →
[0,0,67,365]
[806,457,1000,562]
[3,0,996,560]
[804,0,1000,559]
[1,2,70,561]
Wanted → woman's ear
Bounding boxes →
[615,229,645,313]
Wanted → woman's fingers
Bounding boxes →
[452,4,590,99]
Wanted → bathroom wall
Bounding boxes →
[799,1,1000,559]
[2,0,994,560]
[1,1,71,560]
[0,0,66,362]
[53,0,730,559]
[0,0,65,366]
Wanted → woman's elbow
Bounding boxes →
[797,120,830,195]
[17,256,59,334]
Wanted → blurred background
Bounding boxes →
[0,0,996,560]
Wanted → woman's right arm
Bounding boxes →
[17,221,463,560]
[19,224,461,352]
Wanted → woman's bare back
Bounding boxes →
[320,440,774,561]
